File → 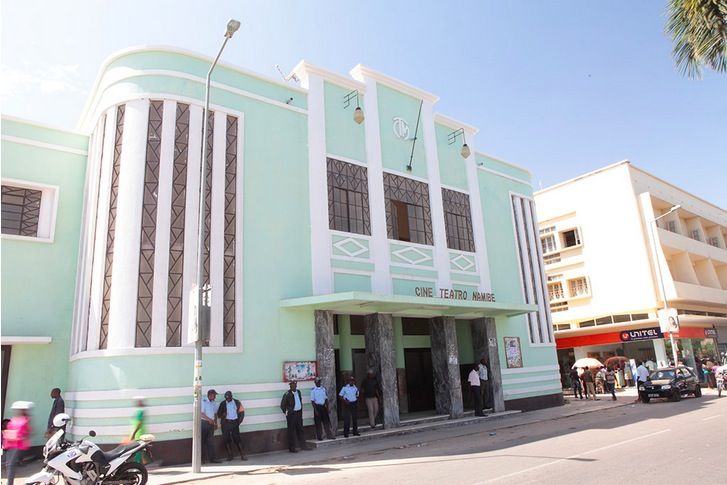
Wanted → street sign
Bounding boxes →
[187,285,211,344]
[657,308,679,333]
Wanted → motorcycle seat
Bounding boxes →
[103,442,139,461]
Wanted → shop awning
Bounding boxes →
[280,291,536,319]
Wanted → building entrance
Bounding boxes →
[404,348,435,412]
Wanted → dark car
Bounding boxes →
[640,366,702,403]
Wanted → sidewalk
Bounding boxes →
[5,388,667,485]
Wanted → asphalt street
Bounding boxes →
[192,391,725,485]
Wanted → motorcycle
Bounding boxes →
[26,413,154,485]
[716,365,727,398]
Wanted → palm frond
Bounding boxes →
[666,0,727,79]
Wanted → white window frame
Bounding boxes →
[559,226,582,249]
[1,177,59,243]
[540,234,556,254]
[568,276,590,298]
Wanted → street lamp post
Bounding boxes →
[192,18,240,474]
[650,204,681,369]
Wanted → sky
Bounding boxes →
[1,1,725,208]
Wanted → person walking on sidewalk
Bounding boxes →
[582,367,597,400]
[338,376,360,437]
[217,391,247,461]
[605,367,617,400]
[468,366,484,416]
[310,377,335,441]
[569,366,583,399]
[478,358,492,412]
[280,381,309,452]
[361,370,381,430]
[3,401,32,485]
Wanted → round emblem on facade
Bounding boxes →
[392,117,410,140]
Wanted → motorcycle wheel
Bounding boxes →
[109,462,148,485]
[694,385,701,398]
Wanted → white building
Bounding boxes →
[534,161,727,378]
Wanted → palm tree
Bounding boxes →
[665,0,727,78]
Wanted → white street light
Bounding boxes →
[650,204,681,369]
[192,18,240,474]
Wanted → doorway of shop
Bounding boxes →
[404,348,435,412]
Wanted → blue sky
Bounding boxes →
[2,1,725,207]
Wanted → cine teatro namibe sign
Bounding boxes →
[415,286,496,302]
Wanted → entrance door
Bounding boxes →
[404,348,435,412]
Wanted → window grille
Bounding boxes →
[442,188,475,252]
[384,173,433,245]
[327,158,371,236]
[569,277,589,297]
[1,186,42,236]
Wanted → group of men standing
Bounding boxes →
[200,389,247,463]
[468,358,493,416]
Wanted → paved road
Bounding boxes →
[195,392,724,485]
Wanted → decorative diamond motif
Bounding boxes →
[451,253,475,271]
[333,237,368,258]
[392,245,432,265]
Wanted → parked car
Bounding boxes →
[639,366,701,403]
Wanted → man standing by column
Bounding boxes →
[478,358,491,413]
[338,376,360,437]
[635,360,650,403]
[280,381,308,452]
[217,391,247,461]
[46,388,65,438]
[310,377,335,440]
[201,389,220,463]
[468,365,483,416]
[361,370,381,430]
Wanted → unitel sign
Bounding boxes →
[620,327,663,342]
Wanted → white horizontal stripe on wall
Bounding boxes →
[65,381,314,401]
[502,374,562,385]
[68,397,286,419]
[1,135,88,156]
[503,383,562,398]
[70,411,314,437]
[500,365,560,375]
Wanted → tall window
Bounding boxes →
[511,194,554,344]
[442,188,475,252]
[1,185,42,236]
[384,172,433,245]
[327,158,370,235]
[541,234,556,254]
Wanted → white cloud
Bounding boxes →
[0,63,84,99]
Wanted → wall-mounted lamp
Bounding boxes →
[448,128,470,159]
[344,90,364,124]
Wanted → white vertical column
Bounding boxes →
[463,134,493,292]
[209,110,227,347]
[108,98,149,349]
[527,199,554,343]
[420,102,451,292]
[513,197,537,340]
[150,100,177,347]
[360,77,392,294]
[87,106,117,351]
[523,199,547,343]
[303,74,333,295]
[181,104,203,345]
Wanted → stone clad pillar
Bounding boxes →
[429,317,464,418]
[472,318,505,412]
[364,313,400,428]
[315,310,337,432]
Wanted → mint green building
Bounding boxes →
[1,47,561,461]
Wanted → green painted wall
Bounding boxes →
[435,123,468,190]
[334,273,372,292]
[475,152,531,182]
[1,124,88,445]
[376,84,427,178]
[324,82,366,162]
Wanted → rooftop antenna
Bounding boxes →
[275,64,300,83]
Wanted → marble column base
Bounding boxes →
[429,317,464,418]
[364,313,400,428]
[315,310,337,432]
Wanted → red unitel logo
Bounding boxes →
[621,332,630,341]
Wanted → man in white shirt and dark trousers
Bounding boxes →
[201,389,221,463]
[338,376,360,437]
[468,366,484,416]
[478,358,491,413]
[310,377,335,440]
[280,381,309,452]
[635,361,650,403]
[217,390,247,461]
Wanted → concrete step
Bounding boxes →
[305,410,521,449]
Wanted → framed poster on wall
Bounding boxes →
[504,336,523,368]
[282,361,317,382]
